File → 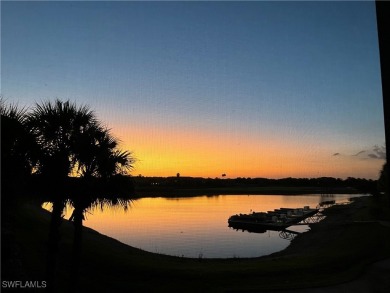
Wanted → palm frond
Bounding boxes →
[0,98,28,123]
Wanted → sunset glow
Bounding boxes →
[116,122,384,179]
[2,1,385,179]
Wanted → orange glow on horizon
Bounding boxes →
[110,122,383,180]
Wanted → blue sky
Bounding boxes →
[1,0,386,179]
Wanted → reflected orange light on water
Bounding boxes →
[58,196,315,236]
[42,194,363,258]
[82,197,231,236]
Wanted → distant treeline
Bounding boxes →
[132,176,379,195]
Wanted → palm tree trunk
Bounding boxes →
[70,204,84,290]
[46,198,65,292]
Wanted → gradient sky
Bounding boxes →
[1,0,386,179]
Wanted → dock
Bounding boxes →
[228,206,319,232]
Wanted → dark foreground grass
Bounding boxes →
[4,195,390,292]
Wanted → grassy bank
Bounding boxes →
[3,195,390,292]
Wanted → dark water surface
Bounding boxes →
[45,194,365,258]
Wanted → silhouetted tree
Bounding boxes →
[1,99,39,281]
[68,124,134,287]
[24,99,135,289]
[25,99,105,289]
[2,98,135,289]
[0,99,38,203]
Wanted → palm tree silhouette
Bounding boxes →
[69,124,134,286]
[26,99,134,289]
[2,98,134,288]
[0,99,38,202]
[1,99,39,281]
[25,99,98,289]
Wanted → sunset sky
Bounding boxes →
[2,0,386,179]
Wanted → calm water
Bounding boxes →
[46,194,365,258]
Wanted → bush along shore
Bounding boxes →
[2,194,390,292]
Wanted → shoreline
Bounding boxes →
[133,186,362,198]
[4,194,390,292]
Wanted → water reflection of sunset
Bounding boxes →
[43,194,363,258]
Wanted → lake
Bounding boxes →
[45,194,365,258]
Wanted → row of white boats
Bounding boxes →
[228,206,319,232]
